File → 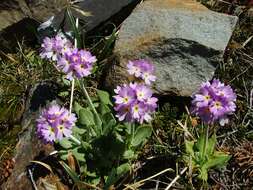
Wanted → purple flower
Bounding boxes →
[135,84,153,102]
[127,60,142,77]
[40,37,55,60]
[40,34,72,61]
[127,59,156,85]
[40,35,97,80]
[56,48,96,80]
[141,71,156,85]
[79,50,97,63]
[191,79,236,125]
[114,84,135,105]
[36,104,77,143]
[68,49,96,79]
[114,83,158,124]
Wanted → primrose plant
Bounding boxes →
[36,31,157,188]
[184,79,237,182]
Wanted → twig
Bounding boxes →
[216,0,232,5]
[165,167,188,190]
[0,146,11,161]
[242,35,253,48]
[124,168,174,190]
[229,66,251,83]
[250,88,253,109]
[177,120,194,140]
[28,168,38,190]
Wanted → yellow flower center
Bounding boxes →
[144,73,149,78]
[204,95,210,100]
[138,92,144,98]
[49,127,55,133]
[123,97,129,103]
[58,125,64,131]
[134,105,139,112]
[214,101,222,108]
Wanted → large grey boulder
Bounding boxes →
[105,0,238,96]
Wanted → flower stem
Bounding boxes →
[69,79,75,112]
[131,123,135,142]
[69,18,79,113]
[202,124,209,159]
[79,80,103,134]
[70,134,81,145]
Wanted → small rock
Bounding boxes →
[105,0,238,96]
[1,82,59,190]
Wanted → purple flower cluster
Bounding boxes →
[191,79,236,125]
[57,48,97,80]
[127,59,156,85]
[36,104,77,143]
[40,34,97,80]
[114,83,158,124]
[40,34,72,61]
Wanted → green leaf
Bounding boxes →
[198,152,230,181]
[97,90,112,106]
[74,102,83,117]
[62,76,71,86]
[58,91,69,97]
[71,148,86,162]
[79,108,95,126]
[72,126,86,135]
[196,133,207,162]
[206,134,216,156]
[205,151,231,169]
[198,167,208,181]
[58,150,68,160]
[99,103,111,115]
[123,150,136,159]
[185,140,195,158]
[196,133,205,153]
[98,27,118,60]
[81,141,92,150]
[102,112,116,124]
[66,8,81,48]
[59,138,73,149]
[60,161,80,183]
[105,163,130,189]
[131,125,152,147]
[102,113,117,134]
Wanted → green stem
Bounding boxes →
[78,80,102,134]
[69,79,75,112]
[69,18,79,113]
[202,124,209,159]
[70,135,81,145]
[130,122,135,146]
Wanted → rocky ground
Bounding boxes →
[0,0,252,189]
